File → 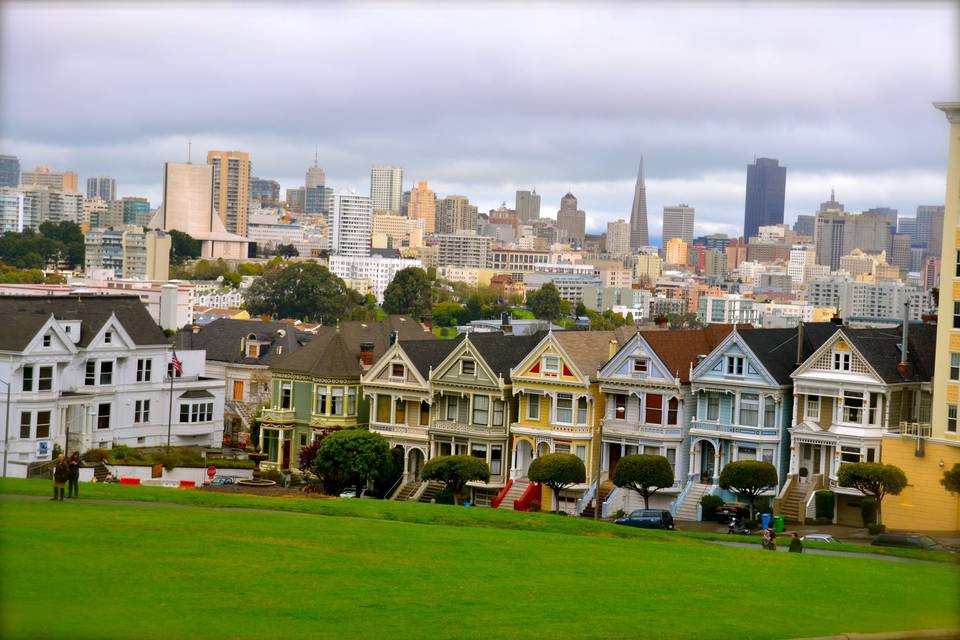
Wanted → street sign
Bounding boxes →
[207,466,217,479]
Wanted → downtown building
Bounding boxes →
[207,150,251,236]
[331,191,372,257]
[329,253,424,304]
[516,189,541,223]
[370,165,404,213]
[84,227,171,280]
[743,158,786,241]
[0,155,20,188]
[20,165,78,193]
[86,176,117,201]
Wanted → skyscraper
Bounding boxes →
[743,157,786,240]
[86,176,117,201]
[629,158,649,249]
[207,150,251,236]
[306,156,325,189]
[662,204,695,246]
[813,210,894,270]
[332,191,372,257]
[793,214,816,237]
[304,154,328,215]
[249,177,281,206]
[556,192,585,246]
[606,219,630,256]
[917,205,946,254]
[370,165,403,213]
[437,195,478,234]
[408,180,437,234]
[0,155,21,188]
[516,189,541,223]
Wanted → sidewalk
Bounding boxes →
[676,519,960,547]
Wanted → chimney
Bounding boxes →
[501,311,513,334]
[896,300,911,378]
[795,321,804,366]
[359,341,375,367]
[389,330,399,346]
[608,339,618,360]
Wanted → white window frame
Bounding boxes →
[555,393,573,424]
[134,399,150,424]
[632,358,648,375]
[833,351,851,371]
[446,395,459,421]
[951,353,960,381]
[948,405,957,433]
[279,382,293,409]
[543,355,560,375]
[461,360,476,376]
[472,395,489,426]
[136,358,152,383]
[739,393,759,427]
[526,393,540,420]
[806,395,820,419]
[842,391,863,423]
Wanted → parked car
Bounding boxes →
[871,532,951,551]
[339,488,377,499]
[715,502,750,523]
[209,476,235,486]
[614,509,675,530]
[800,534,837,543]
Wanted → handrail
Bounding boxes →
[491,479,514,508]
[670,480,694,517]
[576,480,598,516]
[601,486,621,519]
[514,482,541,511]
[386,475,405,501]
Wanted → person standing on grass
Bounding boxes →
[67,451,81,498]
[788,532,803,553]
[52,453,69,501]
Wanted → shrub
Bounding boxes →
[528,453,586,513]
[82,448,110,463]
[815,490,836,520]
[799,467,809,478]
[700,495,724,521]
[861,497,878,527]
[614,508,627,520]
[433,489,455,505]
[261,468,284,484]
[612,454,675,509]
[314,429,392,496]
[868,523,887,535]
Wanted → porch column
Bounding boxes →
[712,442,721,484]
[688,446,696,480]
[403,447,411,482]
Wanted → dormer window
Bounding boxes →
[247,343,259,358]
[543,356,560,375]
[391,363,405,378]
[104,331,112,344]
[833,351,851,371]
[725,356,744,375]
[461,360,476,376]
[42,334,52,348]
[632,358,648,374]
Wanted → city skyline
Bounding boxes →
[1,3,956,237]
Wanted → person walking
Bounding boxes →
[52,453,69,501]
[788,532,803,553]
[67,451,81,498]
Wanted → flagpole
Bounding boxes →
[167,348,174,451]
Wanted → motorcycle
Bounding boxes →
[727,517,753,535]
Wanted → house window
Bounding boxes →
[666,448,677,474]
[955,302,960,329]
[391,363,405,378]
[576,445,587,463]
[19,412,30,438]
[331,387,344,415]
[104,331,112,344]
[136,359,152,382]
[446,396,459,421]
[667,397,679,425]
[833,351,851,371]
[472,396,489,425]
[395,398,407,424]
[867,393,880,425]
[315,386,327,414]
[492,399,505,426]
[377,395,391,422]
[36,412,51,442]
[763,398,776,428]
[247,343,259,358]
[555,393,573,423]
[956,249,960,278]
[739,393,759,427]
[948,405,957,433]
[490,445,503,475]
[85,361,96,386]
[951,353,960,381]
[725,356,744,375]
[866,448,877,463]
[38,366,53,392]
[843,392,863,423]
[97,403,111,430]
[42,334,52,348]
[645,394,663,424]
[762,448,774,465]
[279,382,292,409]
[840,446,861,464]
[420,401,430,425]
[134,400,150,423]
[706,392,720,421]
[806,395,820,419]
[22,366,33,392]
[347,387,357,415]
[99,361,113,385]
[576,397,588,424]
[614,394,626,419]
[167,362,183,378]
[543,355,560,375]
[632,359,648,374]
[738,446,757,461]
[180,402,213,423]
[526,394,540,420]
[471,443,487,459]
[461,360,476,376]
[555,443,571,454]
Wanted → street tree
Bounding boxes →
[383,267,432,320]
[421,455,490,505]
[613,454,675,509]
[528,453,586,513]
[719,460,779,519]
[313,429,392,497]
[245,261,357,322]
[837,462,908,524]
[527,282,563,321]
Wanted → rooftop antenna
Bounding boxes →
[187,138,192,164]
[314,145,319,167]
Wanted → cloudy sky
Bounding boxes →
[1,2,957,240]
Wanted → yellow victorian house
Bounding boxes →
[509,329,629,512]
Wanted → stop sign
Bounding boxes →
[207,466,217,479]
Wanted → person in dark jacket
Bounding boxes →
[67,451,81,498]
[52,453,69,501]
[788,532,803,553]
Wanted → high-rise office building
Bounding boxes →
[86,176,117,201]
[437,195,478,234]
[207,150,251,236]
[249,177,281,206]
[605,219,630,256]
[0,188,24,233]
[0,155,21,188]
[890,233,912,272]
[743,157,786,240]
[331,191,372,257]
[813,211,894,270]
[286,187,305,213]
[629,158,649,249]
[819,189,844,213]
[917,205,946,256]
[516,189,541,223]
[664,237,688,265]
[304,156,328,215]
[408,180,437,234]
[306,161,325,189]
[21,165,78,193]
[370,165,403,213]
[122,197,151,227]
[662,204,695,246]
[556,192,585,246]
[864,207,898,230]
[793,214,815,237]
[84,227,171,280]
[898,217,917,238]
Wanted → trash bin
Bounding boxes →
[773,515,785,532]
[761,513,772,529]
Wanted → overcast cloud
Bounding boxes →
[1,2,957,239]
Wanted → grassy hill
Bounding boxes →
[1,479,958,639]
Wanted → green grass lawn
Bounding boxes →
[1,481,958,639]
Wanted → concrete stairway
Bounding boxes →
[498,480,529,510]
[780,483,810,523]
[580,481,615,519]
[393,480,423,502]
[675,483,711,521]
[418,481,445,503]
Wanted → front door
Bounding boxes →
[699,441,716,483]
[233,380,244,401]
[608,444,622,478]
[281,438,291,470]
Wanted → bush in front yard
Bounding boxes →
[815,490,835,520]
[700,495,724,521]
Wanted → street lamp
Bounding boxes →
[1,378,11,478]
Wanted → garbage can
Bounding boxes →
[773,515,785,532]
[761,513,772,529]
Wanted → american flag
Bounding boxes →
[171,351,183,376]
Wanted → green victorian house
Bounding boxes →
[257,316,433,472]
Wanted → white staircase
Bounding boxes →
[498,480,529,510]
[675,483,711,521]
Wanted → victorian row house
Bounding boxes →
[0,295,225,477]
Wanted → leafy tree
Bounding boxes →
[527,282,564,321]
[668,313,703,330]
[169,229,201,266]
[222,271,242,289]
[245,261,357,322]
[837,462,908,524]
[575,302,588,317]
[613,454,675,509]
[313,429,392,496]
[38,221,84,266]
[383,267,432,320]
[528,453,586,513]
[237,262,264,276]
[941,463,960,496]
[421,455,490,505]
[374,446,406,498]
[719,460,779,519]
[431,301,464,327]
[275,243,299,258]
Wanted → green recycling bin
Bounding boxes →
[773,515,785,532]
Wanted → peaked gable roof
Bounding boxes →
[842,323,936,383]
[175,319,308,366]
[460,331,548,383]
[400,337,463,379]
[640,324,741,383]
[736,323,839,385]
[0,294,167,351]
[551,330,618,381]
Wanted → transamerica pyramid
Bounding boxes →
[629,157,649,249]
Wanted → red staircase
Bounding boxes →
[514,482,541,511]
[491,479,514,508]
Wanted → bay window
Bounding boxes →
[667,397,679,425]
[347,387,357,415]
[492,399,505,426]
[763,398,776,428]
[377,394,391,422]
[420,401,430,425]
[395,398,406,424]
[526,393,540,420]
[805,395,820,419]
[491,445,502,475]
[842,392,863,423]
[315,387,328,415]
[331,387,344,415]
[446,396,459,421]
